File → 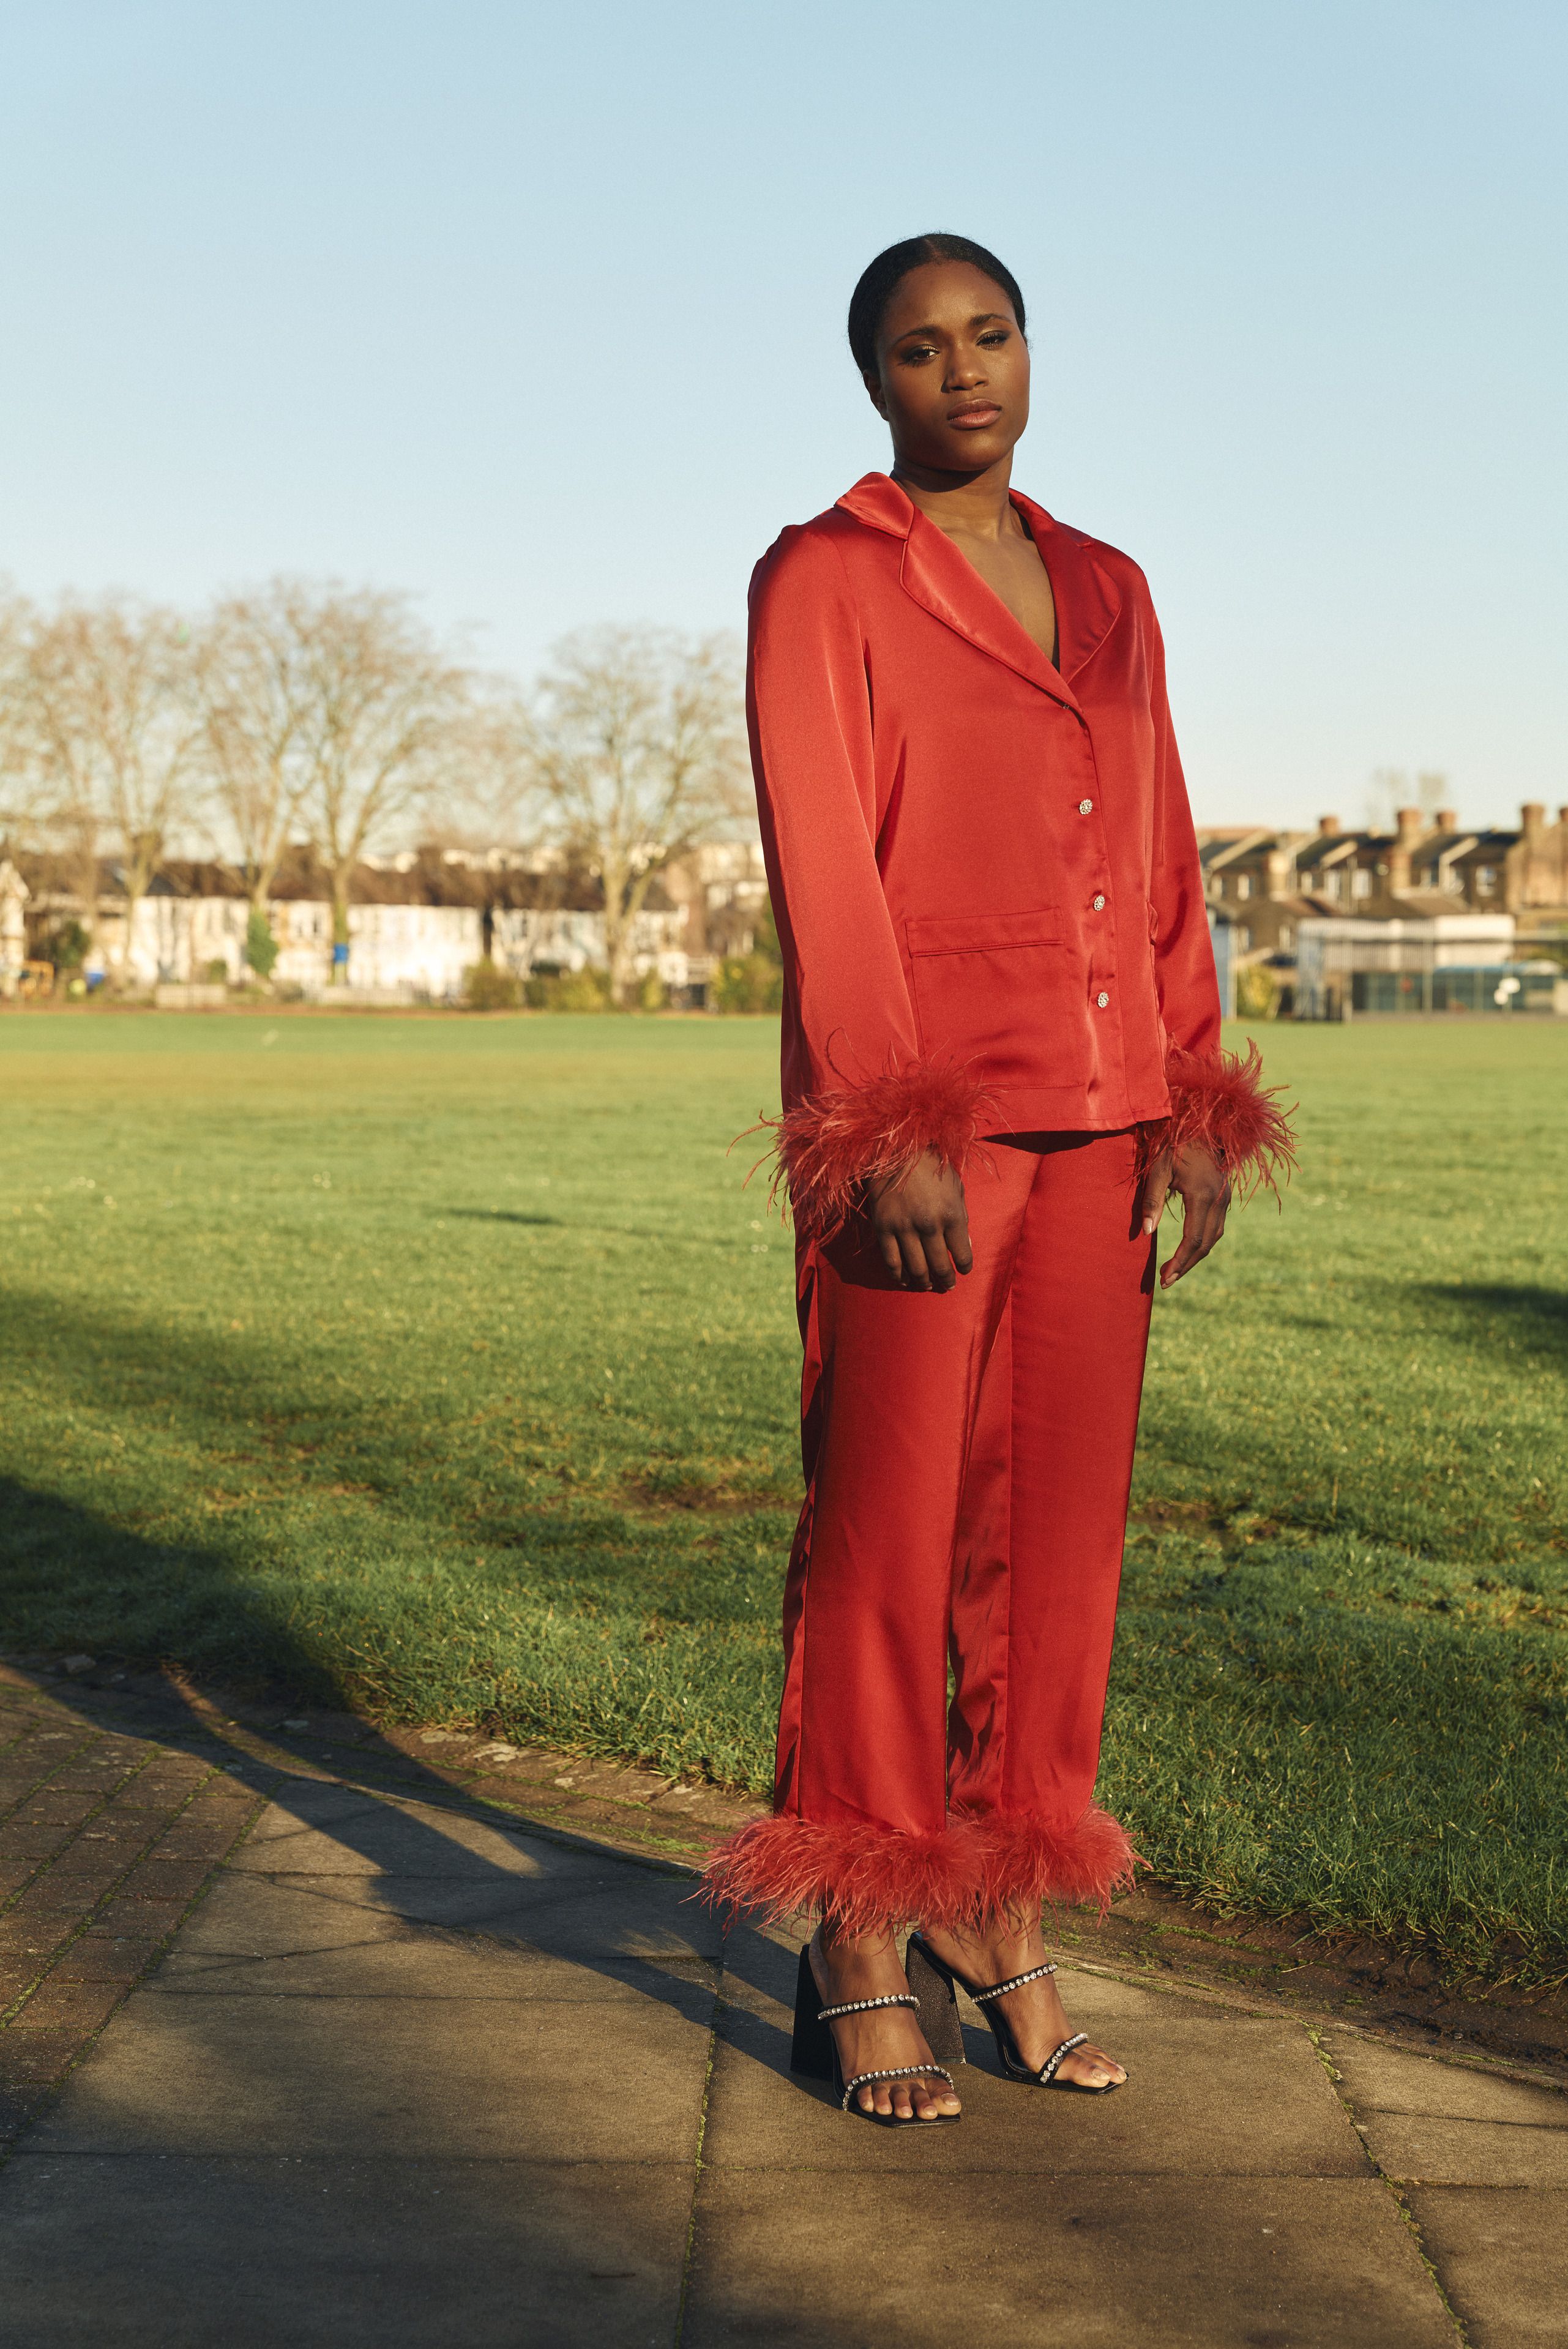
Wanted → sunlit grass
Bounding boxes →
[1,1008,1564,1980]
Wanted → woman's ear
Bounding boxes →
[862,370,889,420]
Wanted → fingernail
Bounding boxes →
[1142,1218,1155,1236]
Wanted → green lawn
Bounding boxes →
[2,1009,1565,1983]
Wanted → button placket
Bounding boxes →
[1072,727,1119,1043]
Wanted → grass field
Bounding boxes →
[2,1009,1565,1983]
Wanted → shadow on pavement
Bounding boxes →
[1,1643,843,2349]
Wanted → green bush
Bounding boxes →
[463,958,523,1011]
[244,908,280,981]
[523,967,611,1012]
[712,952,783,1014]
[39,921,89,973]
[1236,964,1279,1020]
[203,958,230,986]
[633,970,666,1013]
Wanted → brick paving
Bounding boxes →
[0,1671,263,2146]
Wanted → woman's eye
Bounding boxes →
[978,331,1009,347]
[897,343,938,364]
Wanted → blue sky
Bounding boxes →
[1,1,1562,828]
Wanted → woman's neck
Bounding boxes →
[890,451,1019,542]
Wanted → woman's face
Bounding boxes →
[866,259,1029,473]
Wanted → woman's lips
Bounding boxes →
[947,403,1002,428]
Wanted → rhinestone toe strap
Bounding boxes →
[841,2063,955,2112]
[968,1961,1059,2004]
[817,1993,919,2022]
[1037,2032,1088,2084]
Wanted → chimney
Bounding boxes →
[1265,848,1291,901]
[1434,810,1457,832]
[1317,815,1340,835]
[1395,806,1425,845]
[1521,802,1546,842]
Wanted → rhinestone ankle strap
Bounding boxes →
[968,1960,1059,2004]
[818,1992,919,2022]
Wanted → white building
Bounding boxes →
[1293,913,1544,1018]
[95,891,688,998]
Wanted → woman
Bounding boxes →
[704,234,1293,2124]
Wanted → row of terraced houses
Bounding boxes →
[1198,801,1568,1017]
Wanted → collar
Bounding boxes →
[834,472,1121,708]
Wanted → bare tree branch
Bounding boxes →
[195,582,320,909]
[21,596,203,974]
[527,626,748,1002]
[288,588,472,978]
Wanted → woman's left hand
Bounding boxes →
[1138,1142,1231,1290]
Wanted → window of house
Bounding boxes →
[1279,922,1293,948]
[1235,873,1252,899]
[1476,867,1496,894]
[1353,869,1373,898]
[1322,870,1342,898]
[1236,925,1252,950]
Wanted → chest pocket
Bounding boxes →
[905,908,1089,1092]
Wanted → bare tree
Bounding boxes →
[289,588,471,979]
[20,597,203,971]
[1365,766,1450,832]
[526,627,748,1003]
[195,583,319,914]
[0,591,47,877]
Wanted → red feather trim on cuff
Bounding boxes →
[750,1060,994,1241]
[1133,1041,1297,1202]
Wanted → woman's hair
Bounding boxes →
[847,233,1026,376]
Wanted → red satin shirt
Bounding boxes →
[747,471,1221,1141]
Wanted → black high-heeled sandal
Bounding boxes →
[905,1931,1126,2093]
[788,1944,960,2126]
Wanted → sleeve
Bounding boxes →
[747,526,992,1238]
[1139,596,1296,1201]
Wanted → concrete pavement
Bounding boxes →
[1,1681,1565,2345]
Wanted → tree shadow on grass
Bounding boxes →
[1409,1282,1568,1373]
[438,1207,564,1227]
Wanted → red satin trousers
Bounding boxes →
[709,1130,1153,1933]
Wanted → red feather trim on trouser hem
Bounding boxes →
[698,1806,1140,1940]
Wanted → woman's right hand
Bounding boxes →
[867,1150,973,1292]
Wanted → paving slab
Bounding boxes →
[150,1872,719,2009]
[26,1985,712,2160]
[1325,2031,1568,2184]
[1403,2186,1568,2349]
[681,2172,1455,2348]
[709,1936,1365,2178]
[0,2155,690,2349]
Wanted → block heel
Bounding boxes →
[789,1944,835,2080]
[905,1932,1125,2094]
[903,1933,966,2065]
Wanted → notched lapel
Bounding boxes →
[835,472,1122,707]
[1014,496,1122,684]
